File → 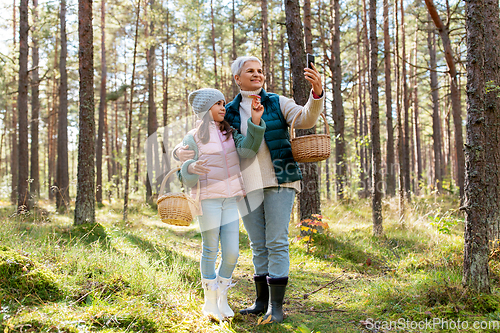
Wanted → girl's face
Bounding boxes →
[235,60,265,91]
[210,100,226,122]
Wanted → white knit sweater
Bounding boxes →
[238,88,325,194]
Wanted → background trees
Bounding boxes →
[0,0,493,262]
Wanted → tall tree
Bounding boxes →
[30,0,40,207]
[210,0,218,88]
[369,0,383,235]
[146,0,159,205]
[413,32,422,192]
[425,0,465,200]
[75,0,95,225]
[383,0,395,196]
[329,0,345,199]
[123,0,140,221]
[96,0,106,205]
[484,0,500,244]
[57,0,69,210]
[400,0,411,199]
[17,0,29,211]
[284,0,320,220]
[428,21,442,193]
[394,0,405,216]
[262,0,271,90]
[11,0,18,205]
[462,0,490,293]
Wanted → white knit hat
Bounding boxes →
[188,88,226,119]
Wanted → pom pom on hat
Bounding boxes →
[188,88,226,119]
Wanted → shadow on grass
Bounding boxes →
[123,232,200,284]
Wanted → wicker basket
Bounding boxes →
[290,110,331,163]
[157,167,200,226]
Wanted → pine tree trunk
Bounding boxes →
[400,0,411,200]
[303,0,312,53]
[161,25,171,194]
[75,0,95,225]
[123,0,140,221]
[11,0,18,205]
[394,0,405,216]
[262,0,271,90]
[231,0,237,97]
[413,31,422,192]
[96,0,106,205]
[425,0,465,200]
[210,0,218,89]
[284,0,320,220]
[462,0,490,292]
[96,0,107,204]
[146,0,159,204]
[369,0,383,235]
[428,23,442,193]
[330,0,345,200]
[30,0,40,207]
[383,0,395,196]
[483,0,500,245]
[17,0,29,211]
[57,0,70,210]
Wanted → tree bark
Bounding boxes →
[483,0,500,245]
[413,31,422,192]
[329,0,345,200]
[11,0,18,205]
[400,0,411,199]
[383,0,395,197]
[394,0,405,216]
[75,0,95,225]
[17,0,29,211]
[210,0,218,89]
[96,0,106,205]
[370,0,383,235]
[123,0,140,221]
[425,0,465,200]
[303,0,312,53]
[30,0,40,208]
[462,0,490,293]
[262,0,271,90]
[284,0,320,220]
[57,0,70,210]
[428,22,442,193]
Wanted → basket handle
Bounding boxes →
[158,166,201,204]
[290,110,330,140]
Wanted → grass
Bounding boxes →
[0,194,499,332]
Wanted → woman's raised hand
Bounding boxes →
[177,145,195,163]
[250,95,264,125]
[304,63,323,97]
[188,159,210,175]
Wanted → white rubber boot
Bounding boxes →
[217,275,236,318]
[201,278,223,322]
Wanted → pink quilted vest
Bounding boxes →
[189,121,245,201]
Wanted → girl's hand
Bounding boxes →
[187,159,210,175]
[177,145,195,162]
[304,63,323,97]
[250,95,264,125]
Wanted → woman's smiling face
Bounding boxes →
[235,61,265,91]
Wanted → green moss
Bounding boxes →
[69,222,110,247]
[0,246,61,303]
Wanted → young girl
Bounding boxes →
[179,88,265,321]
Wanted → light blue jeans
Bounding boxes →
[238,187,296,278]
[199,197,240,280]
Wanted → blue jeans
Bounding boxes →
[238,187,296,278]
[198,197,240,280]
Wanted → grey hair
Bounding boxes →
[231,56,262,80]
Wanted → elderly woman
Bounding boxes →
[176,56,324,324]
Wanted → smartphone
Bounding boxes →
[306,53,315,69]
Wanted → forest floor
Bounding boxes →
[1,194,500,332]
